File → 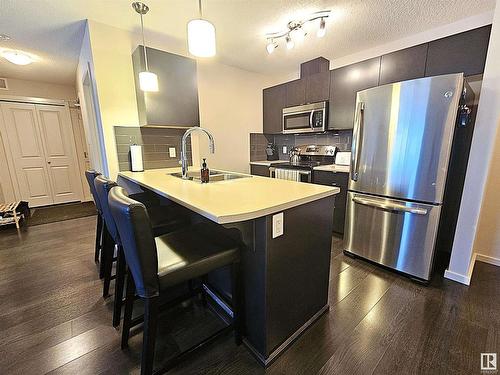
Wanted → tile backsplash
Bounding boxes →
[114,126,192,172]
[250,130,352,161]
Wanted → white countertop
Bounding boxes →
[313,164,350,173]
[249,160,287,166]
[118,168,339,224]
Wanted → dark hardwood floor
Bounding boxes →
[0,216,498,374]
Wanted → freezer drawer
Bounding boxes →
[344,191,441,280]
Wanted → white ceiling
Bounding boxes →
[0,0,495,85]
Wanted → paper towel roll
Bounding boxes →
[130,144,144,172]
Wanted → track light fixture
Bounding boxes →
[264,10,331,53]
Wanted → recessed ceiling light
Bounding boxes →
[0,34,11,41]
[0,50,34,65]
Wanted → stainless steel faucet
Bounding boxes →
[181,127,215,179]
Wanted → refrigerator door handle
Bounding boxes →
[351,101,365,181]
[352,196,428,215]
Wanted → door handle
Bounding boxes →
[309,110,314,129]
[352,196,427,215]
[351,101,365,181]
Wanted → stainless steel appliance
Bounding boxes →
[282,102,327,134]
[289,147,301,164]
[270,145,336,182]
[344,73,474,281]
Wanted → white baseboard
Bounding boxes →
[476,253,500,267]
[444,253,477,286]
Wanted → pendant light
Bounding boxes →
[132,2,159,92]
[187,0,216,57]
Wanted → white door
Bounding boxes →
[1,103,54,206]
[36,104,82,204]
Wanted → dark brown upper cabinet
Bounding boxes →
[305,71,330,103]
[132,46,199,127]
[379,44,428,85]
[328,57,381,129]
[425,25,491,77]
[300,57,330,77]
[285,79,307,107]
[263,84,286,134]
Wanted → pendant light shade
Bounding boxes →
[188,19,216,57]
[187,0,216,57]
[132,2,158,92]
[139,71,159,92]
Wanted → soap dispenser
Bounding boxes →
[201,158,209,183]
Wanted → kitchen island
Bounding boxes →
[118,168,339,365]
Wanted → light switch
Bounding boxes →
[272,212,284,238]
[282,146,287,154]
[169,147,176,158]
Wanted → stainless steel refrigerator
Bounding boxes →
[343,73,474,281]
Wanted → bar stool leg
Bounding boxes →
[95,214,103,263]
[231,261,242,346]
[121,270,135,349]
[142,296,159,375]
[99,222,109,279]
[113,245,126,327]
[102,230,114,298]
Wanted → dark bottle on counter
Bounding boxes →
[201,158,210,183]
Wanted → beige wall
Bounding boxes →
[86,20,139,179]
[195,61,276,173]
[474,126,500,262]
[0,78,76,100]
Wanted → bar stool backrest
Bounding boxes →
[94,175,120,245]
[85,170,102,214]
[108,186,160,298]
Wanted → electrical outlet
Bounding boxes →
[169,147,176,158]
[282,146,287,154]
[272,212,284,238]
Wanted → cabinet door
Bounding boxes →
[379,44,428,85]
[263,84,286,134]
[285,79,306,107]
[329,57,380,129]
[425,25,491,77]
[313,171,349,234]
[306,71,330,103]
[250,164,270,177]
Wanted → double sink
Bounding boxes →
[170,170,250,182]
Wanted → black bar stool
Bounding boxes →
[108,186,242,375]
[94,175,189,327]
[84,170,104,271]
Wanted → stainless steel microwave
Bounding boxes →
[282,101,327,134]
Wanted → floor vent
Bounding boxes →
[0,78,8,90]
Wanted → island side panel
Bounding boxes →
[265,195,334,357]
